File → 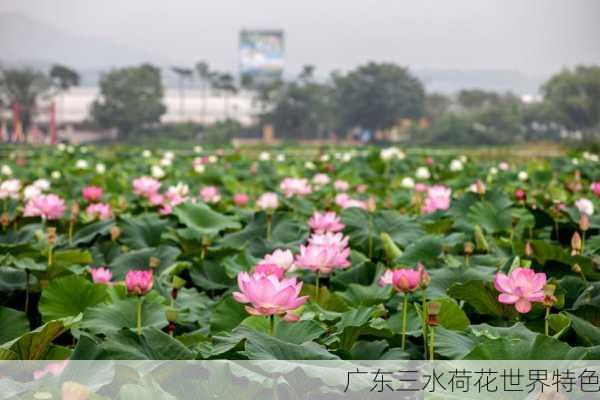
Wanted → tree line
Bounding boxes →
[1,62,599,145]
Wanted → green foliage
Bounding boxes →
[91,64,166,135]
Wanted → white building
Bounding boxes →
[52,87,260,126]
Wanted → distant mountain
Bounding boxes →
[0,13,169,71]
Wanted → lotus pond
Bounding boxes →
[0,145,599,361]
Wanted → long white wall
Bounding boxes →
[50,87,260,126]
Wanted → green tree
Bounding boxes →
[542,65,600,132]
[0,68,51,133]
[332,62,425,133]
[49,64,80,90]
[425,92,452,123]
[262,67,335,139]
[457,89,501,109]
[91,64,166,136]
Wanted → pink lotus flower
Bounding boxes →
[23,194,66,220]
[295,242,351,275]
[253,263,285,279]
[165,183,189,206]
[233,193,249,207]
[125,269,154,295]
[379,265,428,293]
[308,232,349,249]
[82,186,103,203]
[149,193,165,206]
[33,360,68,380]
[280,177,312,198]
[85,203,112,220]
[262,249,296,271]
[515,188,527,202]
[494,267,546,313]
[334,180,350,192]
[469,180,486,194]
[90,267,112,284]
[132,176,161,198]
[199,186,221,203]
[356,184,368,193]
[335,193,368,210]
[159,204,173,215]
[421,185,452,214]
[233,272,308,320]
[257,192,279,211]
[308,211,345,234]
[414,183,429,193]
[592,182,600,198]
[312,173,330,186]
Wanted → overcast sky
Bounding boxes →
[1,0,598,77]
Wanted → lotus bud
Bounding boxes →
[367,196,377,212]
[1,211,10,228]
[149,257,161,269]
[474,225,489,252]
[543,284,557,308]
[427,302,441,326]
[61,381,91,400]
[579,214,589,232]
[110,225,121,241]
[46,227,57,246]
[419,263,430,288]
[464,241,474,256]
[70,202,80,221]
[381,232,402,261]
[525,241,534,257]
[571,232,582,255]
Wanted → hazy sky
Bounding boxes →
[1,0,599,77]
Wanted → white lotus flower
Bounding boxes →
[518,171,528,181]
[575,198,594,216]
[75,160,88,169]
[449,159,463,172]
[151,165,165,179]
[1,165,13,176]
[416,167,431,180]
[401,177,415,189]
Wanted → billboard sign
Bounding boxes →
[239,29,284,85]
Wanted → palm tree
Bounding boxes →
[195,61,211,124]
[212,73,238,120]
[171,66,194,121]
[50,64,80,125]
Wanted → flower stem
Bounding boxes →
[24,269,30,314]
[421,289,428,358]
[367,214,373,259]
[544,307,551,336]
[401,293,409,351]
[315,271,320,303]
[429,327,435,361]
[269,315,275,336]
[47,246,53,268]
[136,296,144,336]
[266,213,272,241]
[68,220,74,244]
